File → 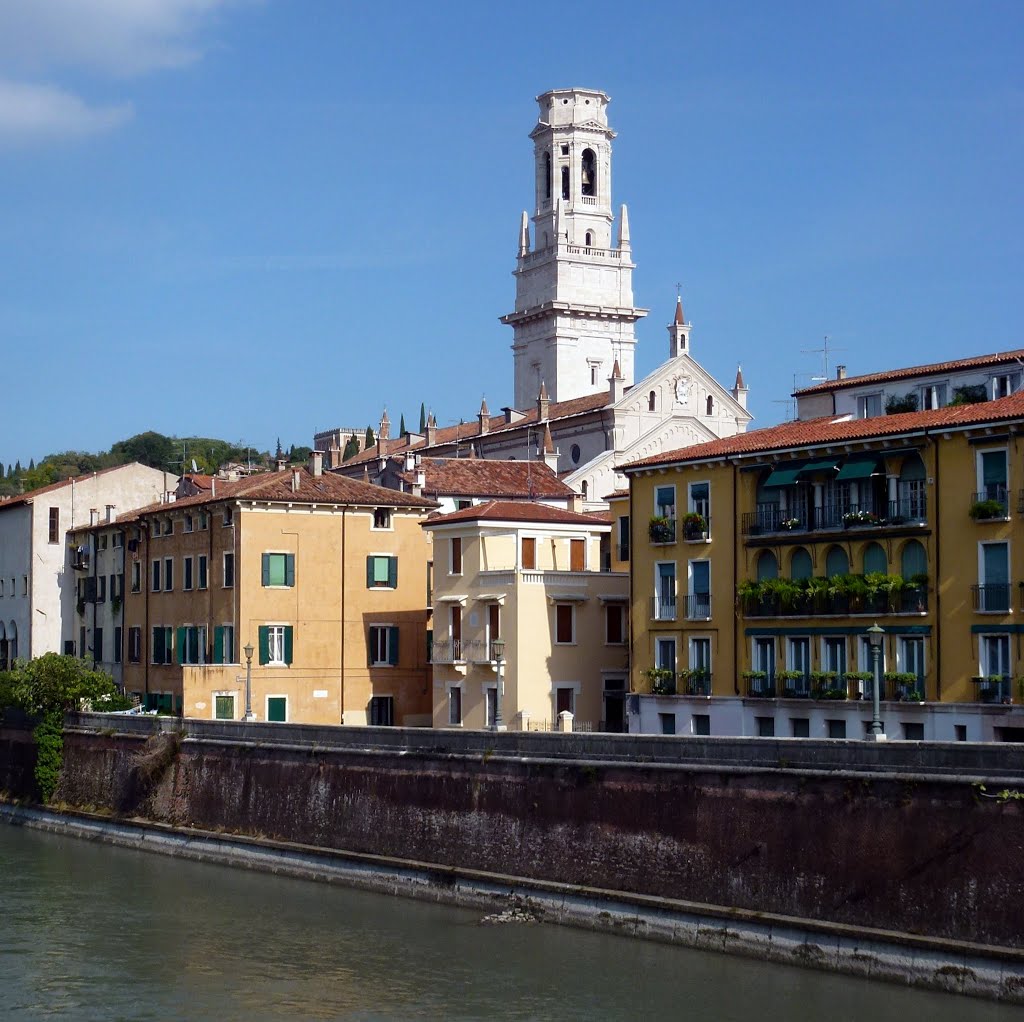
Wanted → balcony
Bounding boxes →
[744,672,777,698]
[70,547,90,571]
[682,593,712,621]
[681,669,712,696]
[972,584,1012,614]
[430,638,465,664]
[648,517,676,544]
[641,669,711,697]
[742,499,927,538]
[740,580,928,618]
[681,514,710,543]
[969,489,1010,521]
[972,675,1013,704]
[650,596,677,622]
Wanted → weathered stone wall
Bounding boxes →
[0,725,37,799]
[41,716,1024,950]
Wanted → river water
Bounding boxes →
[0,825,1016,1021]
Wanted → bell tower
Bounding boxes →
[501,88,647,409]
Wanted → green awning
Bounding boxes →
[836,456,882,482]
[797,458,841,479]
[762,462,806,488]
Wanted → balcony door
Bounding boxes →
[656,562,676,620]
[689,560,710,619]
[981,543,1010,612]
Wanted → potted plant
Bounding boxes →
[811,670,843,699]
[777,669,807,697]
[969,498,1007,521]
[843,509,881,527]
[847,671,874,699]
[649,515,675,543]
[643,667,676,695]
[681,512,707,541]
[741,669,769,696]
[781,516,801,531]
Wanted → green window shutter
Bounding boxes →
[213,626,224,664]
[367,627,376,666]
[285,554,295,587]
[388,626,399,665]
[258,626,270,665]
[261,553,270,586]
[388,556,398,589]
[366,556,375,588]
[283,625,294,665]
[176,627,186,665]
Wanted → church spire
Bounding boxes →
[518,211,530,257]
[668,292,691,359]
[618,203,630,250]
[732,363,749,411]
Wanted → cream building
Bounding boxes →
[423,501,628,732]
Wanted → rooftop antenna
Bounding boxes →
[772,398,796,421]
[801,335,846,383]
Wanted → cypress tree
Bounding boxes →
[28,458,35,471]
[342,435,360,461]
[365,426,375,448]
[14,460,21,475]
[399,413,406,437]
[419,402,426,433]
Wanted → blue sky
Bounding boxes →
[1,1,1021,463]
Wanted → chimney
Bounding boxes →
[404,450,416,472]
[608,360,625,403]
[276,455,288,472]
[732,364,749,411]
[537,422,559,471]
[106,504,116,523]
[291,469,301,492]
[570,492,583,513]
[309,450,323,477]
[413,465,426,497]
[89,508,98,527]
[537,381,550,422]
[836,365,847,380]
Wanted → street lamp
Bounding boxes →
[865,623,886,742]
[492,636,506,732]
[243,641,256,722]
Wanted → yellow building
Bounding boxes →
[121,455,437,725]
[423,501,629,731]
[624,391,1024,742]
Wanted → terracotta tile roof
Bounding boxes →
[339,391,611,468]
[0,464,156,513]
[603,489,629,501]
[793,348,1024,396]
[397,458,575,498]
[118,469,437,522]
[423,500,609,528]
[624,392,1024,470]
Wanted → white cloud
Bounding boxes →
[0,79,132,144]
[0,0,245,77]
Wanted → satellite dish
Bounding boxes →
[191,459,198,473]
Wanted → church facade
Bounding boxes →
[324,88,751,506]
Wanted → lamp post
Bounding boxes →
[492,636,506,732]
[866,623,886,742]
[243,641,256,722]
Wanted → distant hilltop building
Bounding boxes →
[322,88,751,506]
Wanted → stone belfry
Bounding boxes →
[501,88,648,409]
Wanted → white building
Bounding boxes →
[0,464,173,666]
[328,87,752,508]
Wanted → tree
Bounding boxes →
[365,426,376,448]
[419,402,427,433]
[14,460,21,475]
[275,437,283,460]
[28,458,35,471]
[342,434,360,461]
[110,431,176,470]
[399,413,406,437]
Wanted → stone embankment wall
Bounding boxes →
[32,714,1024,952]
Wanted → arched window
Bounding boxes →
[706,396,714,416]
[757,550,778,582]
[561,165,570,201]
[585,231,593,247]
[825,546,849,577]
[544,151,552,200]
[790,547,812,580]
[581,480,588,499]
[901,539,928,579]
[899,456,927,520]
[648,391,657,412]
[581,148,596,197]
[863,542,887,575]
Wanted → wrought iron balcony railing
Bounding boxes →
[971,584,1012,613]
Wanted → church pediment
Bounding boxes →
[613,354,753,423]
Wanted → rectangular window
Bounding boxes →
[922,383,947,410]
[267,696,287,723]
[485,686,498,728]
[223,506,233,526]
[655,636,676,673]
[151,559,161,592]
[903,722,925,741]
[756,716,775,737]
[521,536,536,570]
[979,542,1010,611]
[96,575,107,603]
[184,556,194,591]
[448,686,462,726]
[262,552,296,587]
[184,514,193,533]
[48,507,59,544]
[213,625,235,665]
[131,562,141,593]
[692,714,711,736]
[659,712,676,736]
[555,603,575,644]
[98,534,108,551]
[366,555,397,589]
[654,484,676,519]
[198,555,208,590]
[367,625,399,666]
[163,558,173,591]
[128,626,141,664]
[177,625,207,666]
[215,694,235,720]
[570,537,585,571]
[605,603,625,644]
[113,627,122,664]
[980,633,1010,679]
[555,686,574,716]
[449,605,462,656]
[753,637,776,677]
[258,625,293,666]
[993,373,1018,399]
[823,636,847,675]
[856,393,882,418]
[151,625,173,665]
[93,627,104,663]
[791,717,810,738]
[199,512,209,530]
[450,537,463,574]
[978,449,1008,501]
[827,719,847,739]
[689,560,710,619]
[369,696,394,726]
[618,514,630,562]
[688,481,710,522]
[655,561,676,620]
[373,508,392,530]
[223,552,235,588]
